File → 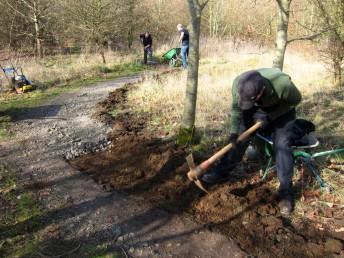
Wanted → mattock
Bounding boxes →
[186,122,262,193]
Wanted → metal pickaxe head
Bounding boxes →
[186,154,208,193]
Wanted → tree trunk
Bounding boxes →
[97,43,106,64]
[100,49,106,64]
[127,0,135,50]
[272,0,291,70]
[127,27,134,50]
[33,15,43,58]
[333,60,342,86]
[178,0,208,144]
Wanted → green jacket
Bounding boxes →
[230,68,302,134]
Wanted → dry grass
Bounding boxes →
[130,39,343,138]
[0,52,137,89]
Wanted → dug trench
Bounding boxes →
[70,85,344,258]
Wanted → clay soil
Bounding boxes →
[71,86,344,258]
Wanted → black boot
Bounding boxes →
[201,156,234,184]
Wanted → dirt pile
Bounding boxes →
[193,181,343,257]
[71,85,344,258]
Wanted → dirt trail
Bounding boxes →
[0,74,245,257]
[72,85,344,258]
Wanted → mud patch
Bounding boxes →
[71,86,344,258]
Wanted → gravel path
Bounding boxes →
[0,75,245,257]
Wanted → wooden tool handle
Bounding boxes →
[197,121,262,176]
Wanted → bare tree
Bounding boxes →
[178,0,209,143]
[2,0,51,58]
[64,0,120,63]
[204,0,228,37]
[272,0,292,70]
[126,0,135,49]
[312,0,344,86]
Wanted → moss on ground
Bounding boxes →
[0,162,46,257]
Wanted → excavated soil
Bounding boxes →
[71,86,344,258]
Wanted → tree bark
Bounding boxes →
[127,0,135,49]
[34,14,43,58]
[96,42,106,64]
[178,0,208,144]
[272,0,291,70]
[181,0,202,130]
[33,0,44,59]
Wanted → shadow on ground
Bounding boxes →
[299,88,344,137]
[1,104,62,122]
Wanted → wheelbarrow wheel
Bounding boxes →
[169,58,177,67]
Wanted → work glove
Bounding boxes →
[253,112,270,130]
[229,133,239,148]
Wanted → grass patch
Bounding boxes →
[0,162,44,226]
[80,243,124,258]
[0,162,17,195]
[128,49,343,140]
[0,115,11,139]
[0,162,46,257]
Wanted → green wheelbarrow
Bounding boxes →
[162,48,181,67]
[251,132,344,192]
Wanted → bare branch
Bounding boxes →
[312,0,342,40]
[200,0,210,10]
[275,0,290,16]
[4,0,28,18]
[19,0,35,11]
[287,33,320,44]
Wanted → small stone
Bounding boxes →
[129,247,135,253]
[166,243,172,248]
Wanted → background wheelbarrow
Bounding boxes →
[162,48,181,67]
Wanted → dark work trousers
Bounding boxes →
[222,108,296,196]
[143,47,152,64]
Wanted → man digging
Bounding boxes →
[139,32,153,64]
[201,68,310,216]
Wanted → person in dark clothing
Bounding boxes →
[201,68,305,215]
[139,32,153,64]
[177,24,189,69]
